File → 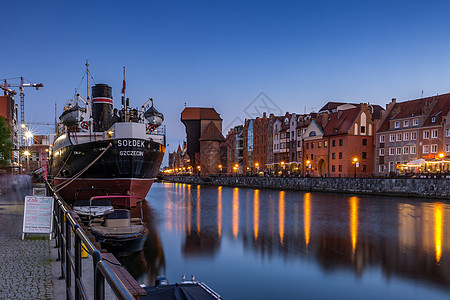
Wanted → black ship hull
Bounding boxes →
[51,138,165,202]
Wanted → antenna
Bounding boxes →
[421,90,424,98]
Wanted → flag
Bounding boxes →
[122,79,126,94]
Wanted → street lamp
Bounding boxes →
[255,162,259,175]
[218,164,222,174]
[24,150,31,173]
[438,153,445,176]
[353,157,358,178]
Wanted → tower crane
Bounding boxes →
[1,77,43,126]
[1,77,43,145]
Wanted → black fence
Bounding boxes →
[48,182,135,300]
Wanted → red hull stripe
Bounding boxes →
[92,97,113,104]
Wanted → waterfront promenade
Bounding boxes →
[0,176,53,299]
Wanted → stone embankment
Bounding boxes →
[163,175,450,199]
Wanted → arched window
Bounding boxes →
[309,131,316,137]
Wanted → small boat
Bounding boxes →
[72,196,114,224]
[90,199,148,256]
[141,275,222,300]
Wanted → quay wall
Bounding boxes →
[162,175,450,200]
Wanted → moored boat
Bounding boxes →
[50,61,165,202]
[90,208,148,256]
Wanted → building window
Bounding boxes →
[395,121,400,128]
[431,144,437,153]
[298,130,301,137]
[403,132,409,141]
[361,126,366,133]
[362,164,367,172]
[423,145,429,153]
[404,120,409,127]
[423,130,430,139]
[298,141,301,147]
[446,144,450,152]
[362,138,367,146]
[311,154,314,159]
[432,129,438,138]
[318,142,322,148]
[332,165,336,172]
[413,118,419,126]
[324,141,328,147]
[339,139,343,146]
[379,165,385,173]
[380,135,385,143]
[332,153,336,159]
[432,117,436,123]
[332,140,336,147]
[411,146,416,154]
[339,152,343,159]
[379,148,385,156]
[403,147,409,154]
[389,148,395,155]
[362,152,367,159]
[446,129,450,137]
[338,165,342,172]
[396,133,402,141]
[389,161,394,172]
[411,132,417,140]
[396,147,402,155]
[390,134,395,142]
[311,142,314,149]
[306,143,309,149]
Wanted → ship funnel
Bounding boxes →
[92,84,113,132]
[144,99,164,127]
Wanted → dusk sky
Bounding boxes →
[3,0,450,162]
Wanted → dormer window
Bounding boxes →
[413,118,419,126]
[404,120,409,127]
[432,117,436,123]
[309,131,316,137]
[395,121,400,128]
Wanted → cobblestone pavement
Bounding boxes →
[0,176,53,300]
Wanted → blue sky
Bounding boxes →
[3,0,450,161]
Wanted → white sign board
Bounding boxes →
[22,196,54,239]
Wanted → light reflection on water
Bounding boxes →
[124,182,450,300]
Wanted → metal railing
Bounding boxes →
[48,182,135,300]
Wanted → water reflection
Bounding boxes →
[144,183,450,298]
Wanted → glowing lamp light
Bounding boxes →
[438,153,444,159]
[306,160,310,165]
[24,150,31,156]
[353,157,358,163]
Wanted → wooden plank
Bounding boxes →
[101,253,146,297]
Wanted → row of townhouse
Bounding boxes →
[222,93,450,177]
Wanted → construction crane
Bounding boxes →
[1,77,43,146]
[0,77,43,126]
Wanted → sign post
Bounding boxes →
[22,196,54,240]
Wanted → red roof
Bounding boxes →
[378,93,450,131]
[199,121,225,141]
[181,107,222,121]
[322,107,360,136]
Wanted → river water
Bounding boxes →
[123,182,450,299]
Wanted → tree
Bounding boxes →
[0,116,12,166]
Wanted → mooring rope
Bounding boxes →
[54,143,112,193]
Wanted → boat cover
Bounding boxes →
[142,283,220,300]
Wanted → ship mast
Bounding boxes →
[86,60,90,104]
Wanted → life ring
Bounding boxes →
[147,124,156,132]
[80,121,89,130]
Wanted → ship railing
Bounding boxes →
[47,182,135,300]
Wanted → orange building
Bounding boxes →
[303,103,383,177]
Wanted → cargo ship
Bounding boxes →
[50,62,165,202]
